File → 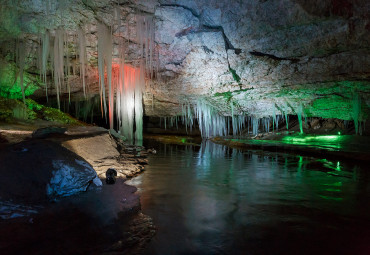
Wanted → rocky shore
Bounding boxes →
[0,123,155,254]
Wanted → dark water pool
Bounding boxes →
[127,141,370,255]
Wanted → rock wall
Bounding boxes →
[0,0,369,121]
[148,0,370,121]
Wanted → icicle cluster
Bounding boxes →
[53,29,65,109]
[136,15,156,78]
[97,23,112,123]
[175,100,293,138]
[96,15,155,144]
[12,5,157,146]
[194,99,230,138]
[113,64,144,143]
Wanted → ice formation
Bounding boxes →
[178,100,286,138]
[53,29,65,109]
[297,103,304,134]
[96,15,155,144]
[16,40,26,104]
[352,93,361,135]
[77,27,87,97]
[41,32,50,100]
[30,10,156,145]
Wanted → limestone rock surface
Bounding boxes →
[1,0,369,120]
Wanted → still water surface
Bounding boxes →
[127,141,370,255]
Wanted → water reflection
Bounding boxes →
[229,134,370,153]
[127,141,370,255]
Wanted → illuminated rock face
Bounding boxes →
[149,0,370,121]
[0,0,369,121]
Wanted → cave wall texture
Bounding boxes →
[0,0,369,121]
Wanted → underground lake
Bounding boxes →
[1,0,370,254]
[127,140,370,255]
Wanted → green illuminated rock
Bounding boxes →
[0,62,41,100]
[0,97,82,125]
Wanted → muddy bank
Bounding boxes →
[0,123,154,254]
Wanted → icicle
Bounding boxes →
[53,28,65,109]
[135,60,145,144]
[65,32,71,102]
[284,111,289,130]
[37,36,42,80]
[297,103,304,134]
[136,15,156,78]
[352,93,361,135]
[252,117,259,136]
[97,23,112,123]
[122,65,135,141]
[272,106,277,132]
[192,99,229,138]
[92,13,156,144]
[41,31,50,100]
[16,39,26,104]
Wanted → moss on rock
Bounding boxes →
[0,97,83,125]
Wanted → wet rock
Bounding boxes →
[310,118,322,130]
[334,119,345,129]
[322,119,336,131]
[0,139,102,204]
[32,126,67,138]
[147,148,157,154]
[46,159,102,199]
[62,133,146,179]
[106,168,117,185]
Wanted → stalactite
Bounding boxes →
[36,36,42,80]
[136,15,156,78]
[297,103,304,134]
[352,93,361,135]
[16,39,26,104]
[64,32,71,102]
[97,23,111,120]
[194,99,229,138]
[53,29,65,109]
[252,117,259,136]
[41,31,50,100]
[134,61,145,144]
[77,27,87,97]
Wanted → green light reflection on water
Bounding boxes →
[230,134,350,151]
[336,161,341,171]
[323,182,342,187]
[281,135,345,149]
[325,188,341,192]
[319,195,343,201]
[297,156,303,172]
